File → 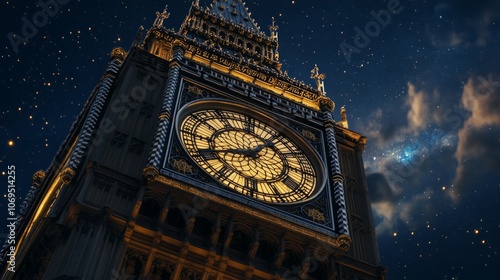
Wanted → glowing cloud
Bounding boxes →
[451,76,500,201]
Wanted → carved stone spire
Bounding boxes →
[311,64,326,96]
[132,26,144,48]
[209,0,260,32]
[269,17,279,41]
[153,5,170,28]
[269,17,279,60]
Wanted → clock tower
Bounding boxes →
[1,1,385,279]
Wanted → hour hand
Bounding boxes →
[249,141,275,158]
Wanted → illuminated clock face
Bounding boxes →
[176,100,325,204]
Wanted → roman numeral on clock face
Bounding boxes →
[216,166,233,179]
[245,116,256,133]
[197,149,217,160]
[282,175,300,191]
[245,179,258,195]
[215,111,233,129]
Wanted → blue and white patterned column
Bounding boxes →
[0,171,45,262]
[320,97,350,238]
[60,48,126,184]
[143,43,185,181]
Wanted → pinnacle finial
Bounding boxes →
[269,17,280,60]
[311,64,326,96]
[153,5,171,28]
[269,17,279,41]
[340,106,349,128]
[194,0,200,6]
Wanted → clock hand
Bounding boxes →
[199,148,254,157]
[249,141,275,159]
[200,141,274,159]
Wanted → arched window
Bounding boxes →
[282,249,302,270]
[229,230,250,253]
[246,43,254,51]
[255,240,275,262]
[219,31,226,40]
[255,46,262,55]
[165,208,186,229]
[192,216,212,239]
[138,199,161,220]
[309,262,328,279]
[122,254,143,279]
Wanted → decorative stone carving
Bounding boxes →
[351,215,364,232]
[60,167,76,184]
[111,47,127,61]
[187,84,204,96]
[172,158,195,174]
[306,208,327,224]
[301,129,318,142]
[128,138,145,154]
[346,176,357,192]
[32,170,46,187]
[111,131,128,147]
[319,97,335,112]
[143,166,159,181]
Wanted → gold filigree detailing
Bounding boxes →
[172,159,194,174]
[156,175,347,249]
[183,43,321,107]
[187,85,204,96]
[301,129,317,142]
[32,170,46,187]
[111,47,127,61]
[172,39,188,50]
[143,166,159,181]
[307,208,326,223]
[337,234,352,253]
[340,106,349,129]
[318,96,335,112]
[153,5,170,28]
[60,167,76,184]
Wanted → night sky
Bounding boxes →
[1,0,499,279]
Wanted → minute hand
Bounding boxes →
[199,148,254,157]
